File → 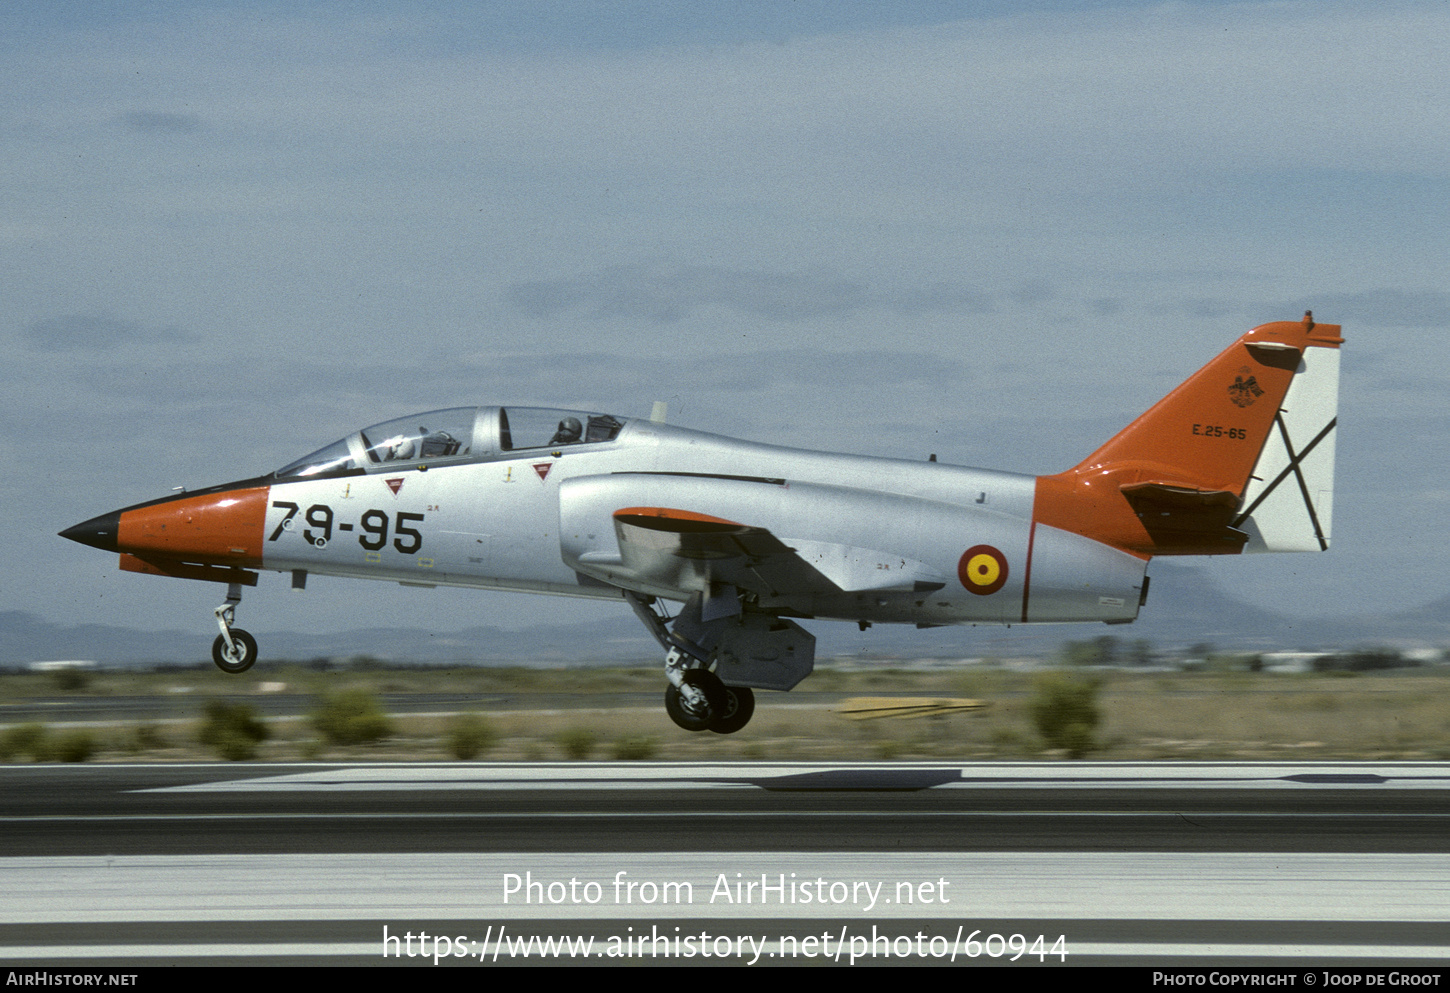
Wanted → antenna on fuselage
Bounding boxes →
[650,401,668,424]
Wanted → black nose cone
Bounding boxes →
[60,510,122,553]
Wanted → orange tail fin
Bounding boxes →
[1034,314,1343,556]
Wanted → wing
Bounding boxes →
[561,473,953,620]
[574,505,947,612]
[610,507,842,603]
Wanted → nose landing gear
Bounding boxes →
[211,583,258,674]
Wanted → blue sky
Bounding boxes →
[5,1,1447,647]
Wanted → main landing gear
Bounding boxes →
[661,648,756,734]
[211,582,258,674]
[629,594,757,734]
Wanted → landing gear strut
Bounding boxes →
[211,582,258,674]
[629,594,757,734]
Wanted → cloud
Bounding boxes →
[1291,290,1450,329]
[506,264,992,323]
[1184,289,1450,330]
[494,348,967,391]
[120,110,202,134]
[1181,298,1247,320]
[22,314,192,352]
[1009,281,1054,306]
[243,347,969,414]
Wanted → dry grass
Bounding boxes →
[1096,671,1450,760]
[3,665,1449,762]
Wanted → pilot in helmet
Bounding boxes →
[551,417,583,445]
[380,435,415,461]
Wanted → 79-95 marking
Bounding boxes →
[270,501,425,553]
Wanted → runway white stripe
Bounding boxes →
[143,761,1450,792]
[3,852,1447,922]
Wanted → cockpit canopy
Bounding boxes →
[274,406,627,478]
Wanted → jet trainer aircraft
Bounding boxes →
[61,314,1341,733]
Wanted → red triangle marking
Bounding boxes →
[532,463,552,482]
[385,478,404,495]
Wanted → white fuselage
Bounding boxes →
[260,417,1145,627]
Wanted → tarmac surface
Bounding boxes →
[2,761,1448,967]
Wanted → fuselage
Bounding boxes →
[63,407,1149,628]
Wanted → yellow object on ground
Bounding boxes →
[837,697,990,720]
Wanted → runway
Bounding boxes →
[2,762,1448,967]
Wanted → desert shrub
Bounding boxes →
[556,728,596,760]
[873,739,904,760]
[54,730,97,763]
[1313,648,1407,672]
[132,723,169,751]
[199,701,270,760]
[1061,635,1120,667]
[0,724,53,762]
[989,726,1029,752]
[1030,673,1101,759]
[447,714,497,760]
[611,736,657,760]
[312,689,393,746]
[53,669,90,692]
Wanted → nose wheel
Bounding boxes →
[211,583,258,674]
[212,630,258,674]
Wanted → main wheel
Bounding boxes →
[664,669,726,732]
[212,630,258,674]
[710,685,755,734]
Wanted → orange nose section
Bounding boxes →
[115,487,269,566]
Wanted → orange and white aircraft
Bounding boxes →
[61,314,1341,733]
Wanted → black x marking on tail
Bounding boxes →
[1232,413,1337,550]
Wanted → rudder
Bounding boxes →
[1233,320,1341,552]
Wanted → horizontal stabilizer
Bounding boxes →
[1119,481,1239,507]
[1119,481,1247,552]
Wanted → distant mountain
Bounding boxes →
[1385,593,1450,645]
[1111,564,1310,650]
[0,609,656,667]
[1104,564,1446,653]
[2,567,1442,668]
[0,611,207,667]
